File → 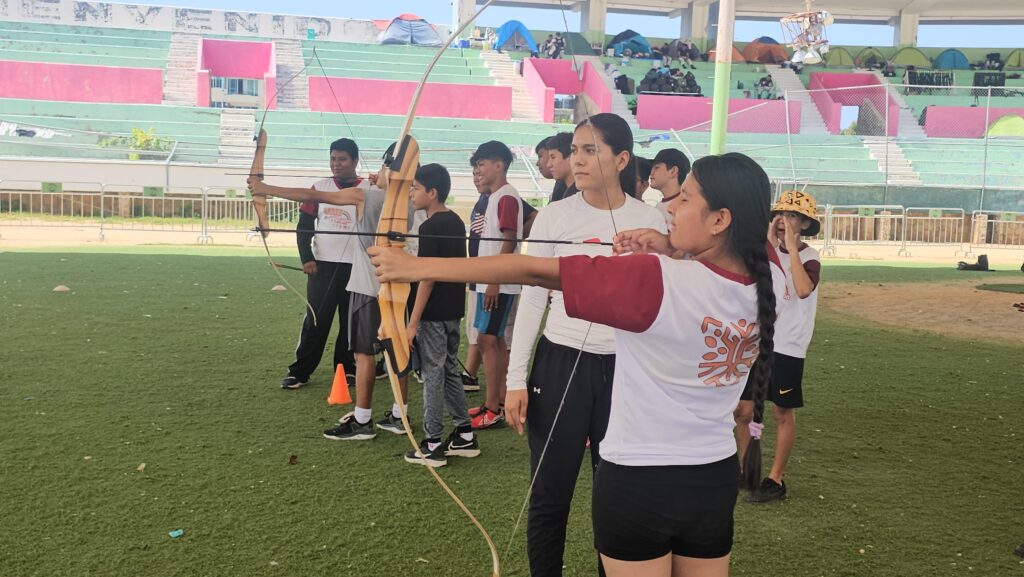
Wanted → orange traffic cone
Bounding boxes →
[327,364,352,405]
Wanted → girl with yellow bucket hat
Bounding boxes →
[735,190,821,503]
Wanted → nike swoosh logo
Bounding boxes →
[449,442,473,449]
[533,387,541,394]
[780,388,793,395]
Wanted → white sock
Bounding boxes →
[392,403,407,419]
[427,440,442,452]
[460,431,474,442]
[354,406,372,424]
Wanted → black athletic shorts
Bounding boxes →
[348,292,381,355]
[740,352,805,409]
[593,456,740,561]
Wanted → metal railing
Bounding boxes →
[821,205,909,257]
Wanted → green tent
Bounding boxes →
[854,46,886,67]
[824,46,855,67]
[988,114,1024,138]
[891,46,932,69]
[1005,48,1024,69]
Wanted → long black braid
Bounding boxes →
[690,152,775,492]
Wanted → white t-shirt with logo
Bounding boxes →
[507,193,666,391]
[560,249,786,466]
[310,177,362,264]
[773,244,821,358]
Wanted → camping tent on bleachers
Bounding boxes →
[891,46,932,68]
[824,46,855,66]
[708,46,746,63]
[379,14,442,46]
[855,46,886,68]
[494,20,537,54]
[1005,49,1024,69]
[606,29,652,56]
[934,48,969,70]
[742,36,788,64]
[988,114,1024,138]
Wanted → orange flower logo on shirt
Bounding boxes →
[697,317,760,387]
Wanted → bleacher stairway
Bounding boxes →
[163,33,201,106]
[772,67,829,135]
[218,109,255,163]
[575,55,640,134]
[862,136,921,185]
[869,70,927,139]
[479,51,543,122]
[274,39,309,110]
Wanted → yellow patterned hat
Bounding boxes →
[772,190,820,236]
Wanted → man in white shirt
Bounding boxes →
[281,138,362,390]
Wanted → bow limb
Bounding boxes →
[376,4,499,577]
[249,128,318,326]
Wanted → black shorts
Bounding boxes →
[348,292,381,355]
[740,352,805,409]
[593,456,739,561]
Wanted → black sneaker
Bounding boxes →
[280,375,308,390]
[323,414,376,441]
[442,431,481,458]
[376,411,410,435]
[405,439,447,468]
[345,373,356,387]
[375,358,387,378]
[461,372,481,392]
[747,477,787,503]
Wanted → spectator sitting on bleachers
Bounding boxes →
[756,74,775,99]
[621,48,633,66]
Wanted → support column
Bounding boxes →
[674,3,711,50]
[580,0,607,46]
[452,0,477,39]
[893,10,919,47]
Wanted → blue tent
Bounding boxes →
[606,29,652,56]
[379,15,443,46]
[755,36,780,44]
[934,48,970,70]
[494,20,537,53]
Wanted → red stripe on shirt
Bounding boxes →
[496,195,521,232]
[559,254,663,333]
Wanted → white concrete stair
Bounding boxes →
[869,70,927,139]
[163,33,202,105]
[274,39,309,110]
[480,51,543,123]
[218,109,256,162]
[573,55,640,133]
[861,136,922,185]
[773,67,829,135]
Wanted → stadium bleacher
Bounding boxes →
[302,41,495,85]
[0,21,170,69]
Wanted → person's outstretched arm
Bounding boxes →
[370,249,562,291]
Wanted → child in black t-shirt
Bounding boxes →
[404,164,480,468]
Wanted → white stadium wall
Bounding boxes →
[0,0,450,41]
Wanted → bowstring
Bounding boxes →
[503,0,622,563]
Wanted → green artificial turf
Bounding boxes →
[976,283,1024,295]
[1,251,1021,577]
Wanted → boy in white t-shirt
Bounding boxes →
[648,148,691,225]
[736,190,821,503]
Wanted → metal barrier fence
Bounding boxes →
[970,210,1024,253]
[903,207,968,256]
[821,205,909,257]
